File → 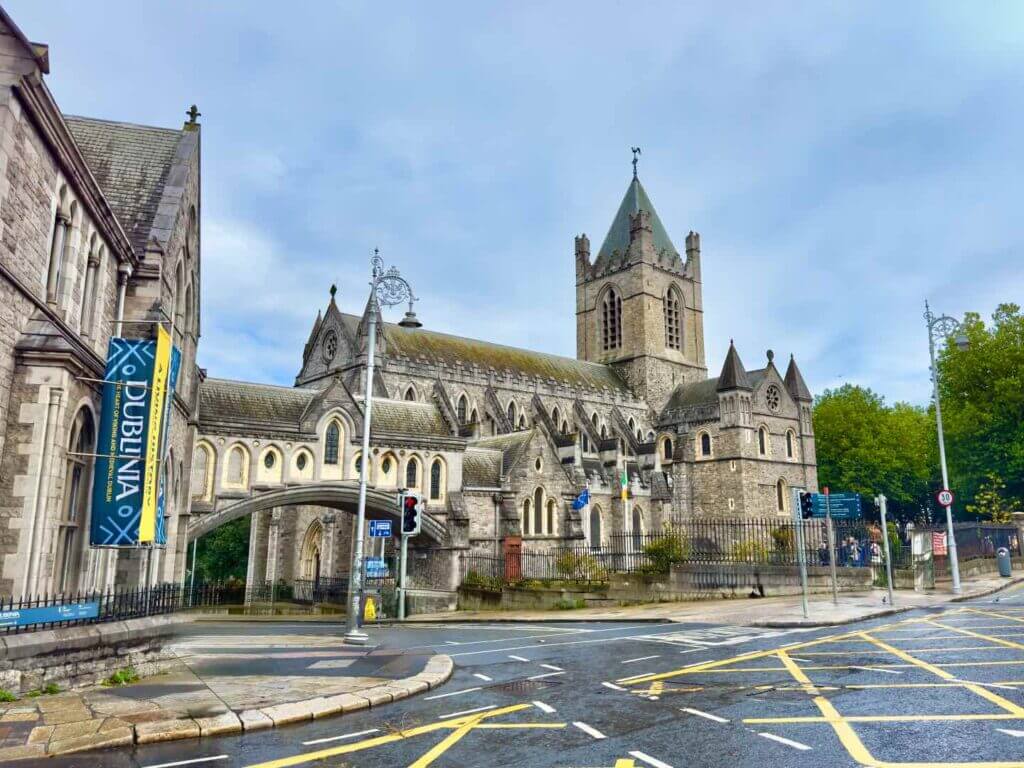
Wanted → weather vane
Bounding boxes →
[631,146,641,179]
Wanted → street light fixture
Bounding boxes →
[924,299,966,595]
[344,250,417,646]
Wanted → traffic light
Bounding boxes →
[400,492,423,536]
[800,492,815,519]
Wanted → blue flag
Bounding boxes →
[571,488,590,510]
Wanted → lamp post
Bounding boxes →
[924,300,969,595]
[344,251,418,645]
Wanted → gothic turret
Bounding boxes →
[784,354,812,402]
[716,340,751,391]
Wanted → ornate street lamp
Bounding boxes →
[924,300,967,595]
[344,250,417,645]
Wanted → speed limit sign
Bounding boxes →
[936,489,955,507]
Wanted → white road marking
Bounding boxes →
[622,655,661,664]
[423,686,482,700]
[602,682,627,691]
[850,666,903,675]
[758,732,813,751]
[532,700,556,713]
[951,678,1018,691]
[539,663,563,671]
[143,757,230,768]
[448,625,710,658]
[681,707,729,723]
[306,659,354,670]
[302,728,380,746]
[996,728,1024,738]
[444,640,460,645]
[400,622,659,651]
[528,671,565,680]
[630,750,674,768]
[472,673,493,682]
[508,654,530,662]
[573,721,606,739]
[441,704,497,719]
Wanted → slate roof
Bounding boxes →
[472,430,534,475]
[201,378,316,428]
[339,314,630,393]
[664,377,720,410]
[717,342,751,391]
[463,448,503,487]
[370,399,450,436]
[784,355,812,401]
[65,116,185,254]
[595,176,679,266]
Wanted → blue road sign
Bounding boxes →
[812,492,863,520]
[0,601,99,629]
[365,557,389,577]
[369,520,393,538]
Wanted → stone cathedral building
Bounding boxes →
[0,7,817,603]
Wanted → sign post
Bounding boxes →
[825,487,839,606]
[876,494,896,607]
[791,488,810,619]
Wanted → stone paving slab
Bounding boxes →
[0,628,453,760]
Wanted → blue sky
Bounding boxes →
[11,2,1024,405]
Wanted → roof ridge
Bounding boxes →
[63,114,184,135]
[205,377,317,393]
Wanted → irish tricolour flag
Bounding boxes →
[620,468,629,501]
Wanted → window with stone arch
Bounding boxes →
[522,499,531,536]
[224,444,249,488]
[631,506,644,552]
[457,394,468,424]
[351,452,363,477]
[191,441,214,501]
[698,431,712,459]
[404,385,417,402]
[405,456,420,489]
[506,400,516,425]
[776,478,788,513]
[758,426,769,456]
[533,487,545,535]
[786,430,797,460]
[661,435,674,462]
[292,448,314,480]
[589,505,603,548]
[258,445,283,483]
[664,284,683,351]
[47,188,74,305]
[551,406,560,429]
[546,498,557,536]
[324,420,342,465]
[518,414,526,430]
[379,452,399,487]
[601,286,622,351]
[562,420,570,434]
[429,458,445,501]
[469,408,478,427]
[56,406,95,593]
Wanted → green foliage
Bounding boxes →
[0,689,16,702]
[886,521,902,561]
[553,598,586,610]
[554,552,608,583]
[641,533,689,575]
[194,516,251,583]
[813,385,936,520]
[26,683,60,698]
[102,667,139,687]
[938,304,1024,514]
[966,472,1021,523]
[771,527,795,552]
[730,541,769,562]
[461,570,502,591]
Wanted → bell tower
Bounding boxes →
[575,156,706,408]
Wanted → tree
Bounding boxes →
[193,516,250,583]
[966,473,1021,523]
[813,385,936,521]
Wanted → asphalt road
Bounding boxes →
[30,582,1024,768]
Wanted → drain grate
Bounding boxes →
[490,679,561,694]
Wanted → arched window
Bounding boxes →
[551,407,560,429]
[457,395,468,424]
[589,505,602,548]
[592,413,599,429]
[406,456,420,489]
[430,458,443,500]
[405,386,417,402]
[324,422,340,464]
[47,190,72,304]
[352,452,363,476]
[469,408,478,426]
[56,407,94,592]
[582,433,590,453]
[546,498,556,536]
[507,400,516,425]
[664,285,683,351]
[601,287,622,351]
[600,424,607,440]
[522,499,531,536]
[258,446,283,483]
[379,453,398,487]
[533,487,544,535]
[758,426,768,456]
[636,429,643,442]
[786,430,796,459]
[562,420,569,434]
[699,432,712,458]
[226,444,248,486]
[776,479,787,513]
[79,235,100,335]
[662,437,674,461]
[191,442,213,501]
[293,449,314,479]
[518,414,526,430]
[631,507,644,552]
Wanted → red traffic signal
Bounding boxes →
[400,492,423,536]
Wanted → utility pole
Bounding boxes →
[824,487,838,605]
[877,494,895,607]
[791,488,809,619]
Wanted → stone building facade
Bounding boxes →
[0,10,202,597]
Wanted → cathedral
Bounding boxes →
[0,6,817,604]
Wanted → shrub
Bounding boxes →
[102,667,139,687]
[462,570,503,591]
[42,683,60,695]
[731,541,770,563]
[553,598,586,610]
[771,527,795,552]
[0,689,16,703]
[642,533,689,575]
[554,552,608,583]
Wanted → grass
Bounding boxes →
[102,667,140,687]
[0,689,17,703]
[26,682,60,698]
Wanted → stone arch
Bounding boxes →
[697,431,712,459]
[291,447,315,480]
[223,443,250,488]
[786,429,798,460]
[776,477,788,513]
[589,504,603,548]
[631,505,645,551]
[757,424,770,456]
[404,384,418,402]
[319,411,347,480]
[298,520,323,581]
[659,434,674,462]
[429,457,446,503]
[55,405,96,593]
[191,440,215,501]
[404,454,422,491]
[598,284,623,352]
[256,444,284,484]
[664,283,684,351]
[378,451,399,487]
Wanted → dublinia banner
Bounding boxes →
[90,326,181,547]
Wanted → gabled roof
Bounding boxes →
[370,399,450,436]
[716,341,751,391]
[201,378,317,429]
[463,448,503,487]
[663,377,720,410]
[595,176,679,266]
[64,116,187,254]
[472,430,534,475]
[337,313,630,394]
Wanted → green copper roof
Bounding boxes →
[596,176,679,264]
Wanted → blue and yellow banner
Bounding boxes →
[90,328,180,548]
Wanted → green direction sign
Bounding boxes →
[811,492,863,520]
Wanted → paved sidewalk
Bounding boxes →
[404,573,1024,627]
[0,624,452,760]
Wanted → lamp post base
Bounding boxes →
[343,629,369,646]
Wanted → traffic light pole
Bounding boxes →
[398,532,409,621]
[877,494,896,607]
[825,490,838,606]
[791,488,809,619]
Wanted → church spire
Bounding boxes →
[717,340,751,391]
[594,158,679,268]
[784,354,812,402]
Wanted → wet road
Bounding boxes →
[28,583,1024,768]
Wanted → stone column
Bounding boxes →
[24,387,63,596]
[80,251,99,336]
[45,213,68,305]
[265,509,282,588]
[320,513,337,579]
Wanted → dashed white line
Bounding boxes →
[622,655,661,664]
[441,704,497,719]
[850,666,903,675]
[508,654,530,662]
[602,682,627,691]
[573,721,607,739]
[423,686,482,700]
[143,758,230,768]
[758,732,813,751]
[533,700,556,713]
[539,663,563,671]
[681,707,729,723]
[528,671,565,680]
[630,750,674,768]
[472,673,493,682]
[444,640,460,645]
[997,728,1024,738]
[302,728,380,746]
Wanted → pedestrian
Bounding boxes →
[870,541,881,566]
[847,537,860,567]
